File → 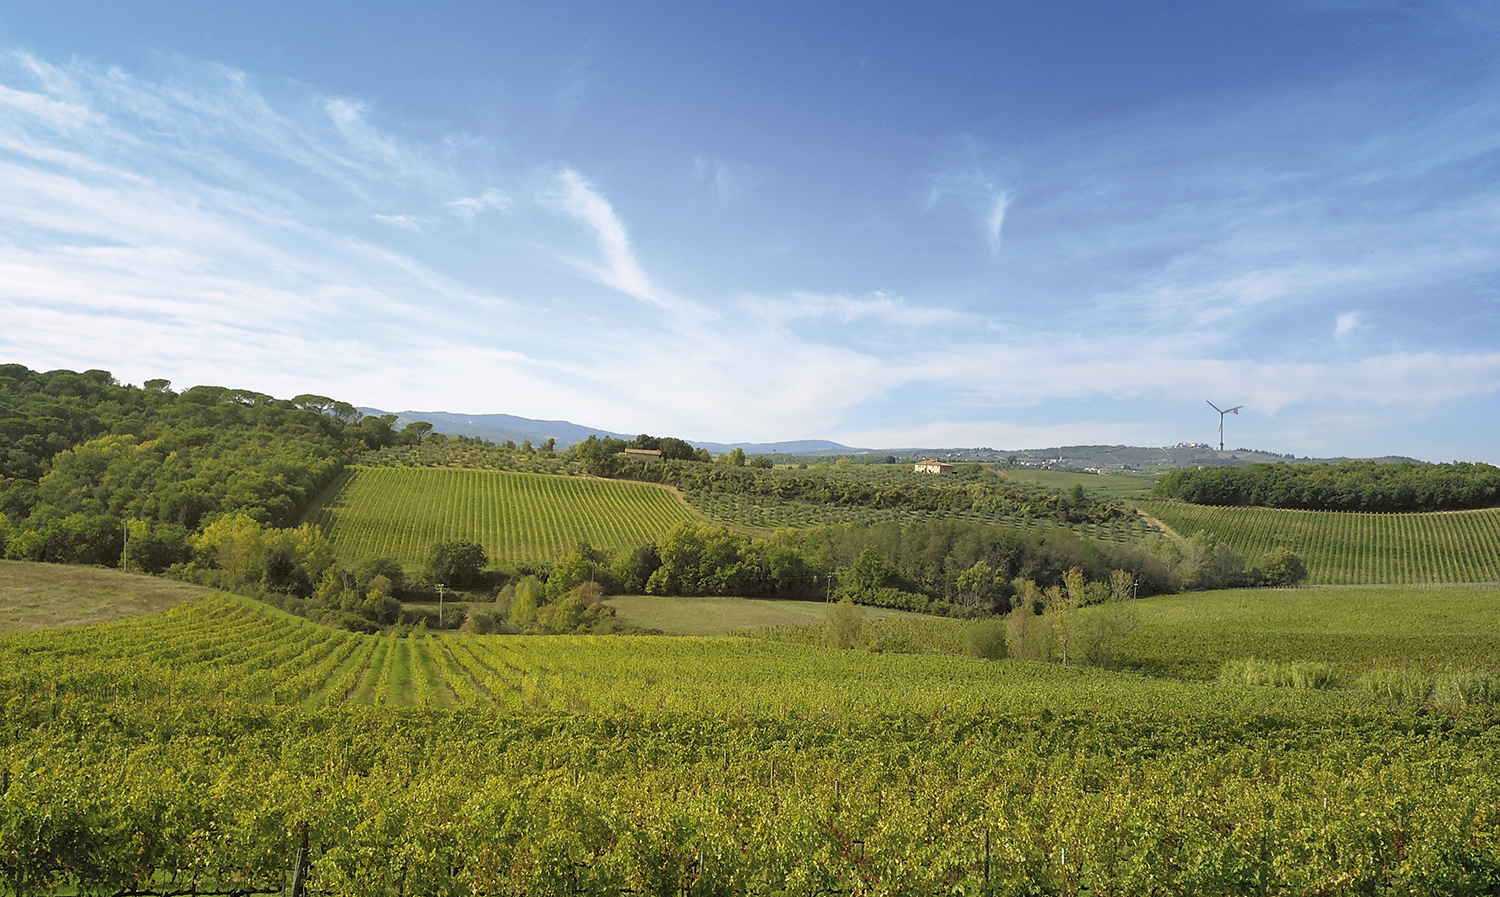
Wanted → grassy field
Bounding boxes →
[1141,499,1500,584]
[305,466,698,566]
[999,467,1159,499]
[0,559,209,634]
[605,594,926,635]
[1105,583,1500,679]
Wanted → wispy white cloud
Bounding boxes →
[925,166,1011,255]
[543,168,668,309]
[1004,74,1500,347]
[1334,311,1362,343]
[374,212,421,230]
[445,188,511,218]
[751,291,967,328]
[3,46,1500,458]
[986,193,1009,255]
[0,52,528,383]
[692,155,761,202]
[323,98,404,167]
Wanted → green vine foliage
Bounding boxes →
[3,596,1499,896]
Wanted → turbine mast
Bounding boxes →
[1206,400,1243,453]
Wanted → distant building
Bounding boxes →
[914,460,954,475]
[622,448,662,459]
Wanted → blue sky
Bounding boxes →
[2,2,1499,460]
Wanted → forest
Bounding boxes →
[0,364,417,567]
[1153,459,1500,512]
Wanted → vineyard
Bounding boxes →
[5,592,1500,894]
[1140,500,1500,584]
[688,489,1158,543]
[304,467,697,566]
[1106,583,1500,679]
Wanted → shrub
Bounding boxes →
[1432,671,1500,708]
[340,613,379,635]
[824,599,864,649]
[1257,548,1309,586]
[548,582,611,634]
[1358,668,1434,706]
[494,582,516,617]
[861,587,929,612]
[125,520,193,573]
[963,619,1007,660]
[1219,658,1338,689]
[1356,668,1499,707]
[510,576,542,625]
[357,556,407,594]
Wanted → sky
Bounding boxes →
[2,2,1499,460]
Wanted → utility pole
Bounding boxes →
[121,520,129,573]
[436,583,446,628]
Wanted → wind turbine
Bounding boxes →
[1206,401,1242,453]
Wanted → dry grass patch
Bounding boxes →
[0,560,210,634]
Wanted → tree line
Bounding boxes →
[1153,460,1500,512]
[99,511,1304,636]
[453,520,1306,637]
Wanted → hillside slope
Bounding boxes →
[1142,499,1500,584]
[304,466,699,566]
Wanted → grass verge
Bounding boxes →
[0,559,210,634]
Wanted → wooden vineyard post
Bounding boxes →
[288,824,309,897]
[983,829,991,895]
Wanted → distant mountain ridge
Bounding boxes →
[356,409,860,456]
[359,409,1422,468]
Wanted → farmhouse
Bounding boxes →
[622,448,662,459]
[913,460,954,475]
